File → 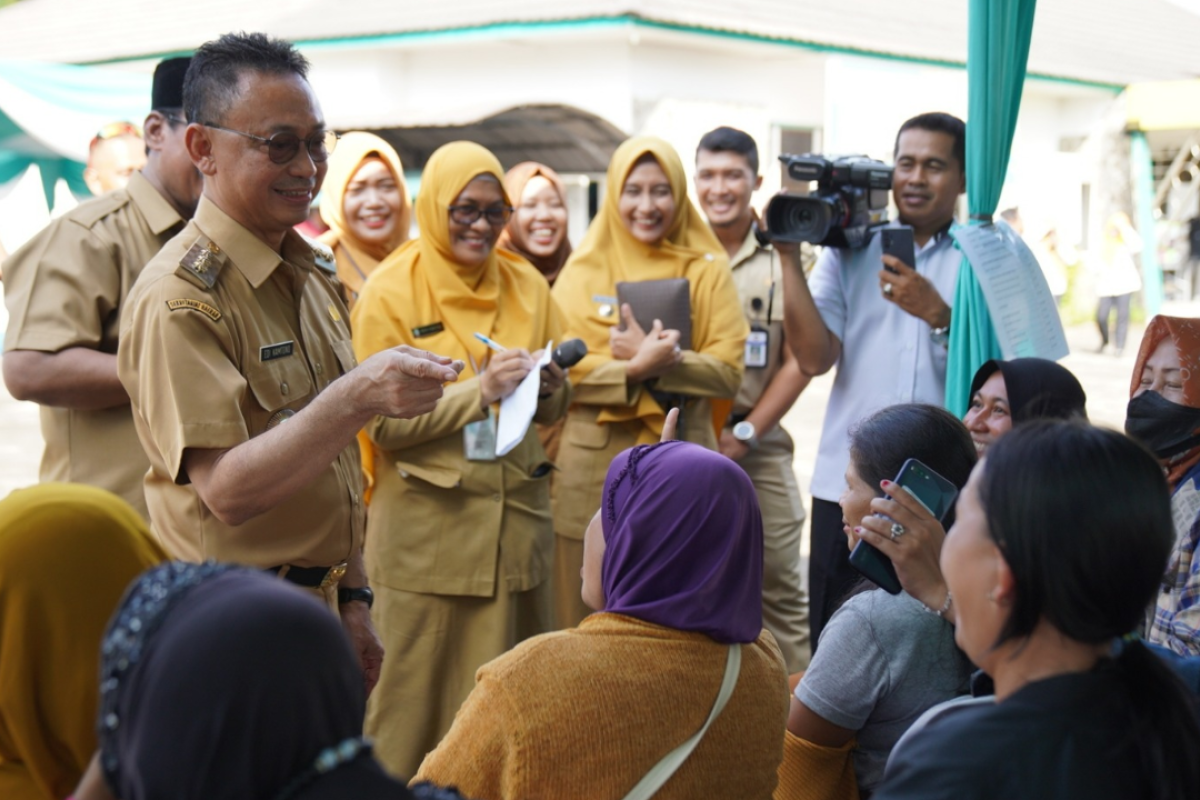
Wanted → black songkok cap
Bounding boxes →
[151,57,191,111]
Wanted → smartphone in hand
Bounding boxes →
[848,458,959,595]
[881,226,916,274]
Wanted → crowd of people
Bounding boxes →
[2,29,1200,800]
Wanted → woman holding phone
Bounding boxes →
[778,404,975,798]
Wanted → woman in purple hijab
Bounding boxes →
[415,440,790,800]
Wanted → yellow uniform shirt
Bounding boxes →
[2,172,184,518]
[117,197,364,568]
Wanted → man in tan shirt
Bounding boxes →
[117,32,462,693]
[696,127,813,671]
[3,57,201,519]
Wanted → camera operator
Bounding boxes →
[776,112,965,649]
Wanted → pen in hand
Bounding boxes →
[474,332,507,353]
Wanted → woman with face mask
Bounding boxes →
[1127,315,1200,655]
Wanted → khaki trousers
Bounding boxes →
[366,580,553,779]
[735,425,812,672]
[553,534,592,628]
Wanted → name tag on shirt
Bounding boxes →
[260,341,295,362]
[745,328,769,369]
[412,322,445,338]
[464,408,498,461]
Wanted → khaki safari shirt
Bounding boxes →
[117,197,364,569]
[3,172,184,518]
[728,228,789,415]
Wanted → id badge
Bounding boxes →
[745,328,769,369]
[464,408,498,461]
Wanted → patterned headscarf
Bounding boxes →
[97,564,395,800]
[1129,316,1200,490]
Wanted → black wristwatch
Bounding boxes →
[337,586,375,609]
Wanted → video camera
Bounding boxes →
[764,154,893,249]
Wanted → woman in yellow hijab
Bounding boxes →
[318,131,411,308]
[0,483,165,800]
[550,136,748,627]
[351,141,570,780]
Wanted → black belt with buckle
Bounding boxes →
[265,562,348,589]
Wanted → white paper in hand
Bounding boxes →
[495,341,553,457]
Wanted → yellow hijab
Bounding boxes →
[0,484,166,800]
[318,132,411,296]
[552,136,739,440]
[353,141,560,377]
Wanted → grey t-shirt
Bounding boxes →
[796,589,970,792]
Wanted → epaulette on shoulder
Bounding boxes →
[67,190,131,228]
[174,236,227,290]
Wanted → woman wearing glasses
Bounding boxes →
[318,132,412,309]
[549,136,748,627]
[350,141,570,780]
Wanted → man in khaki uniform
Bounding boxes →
[117,32,463,694]
[3,58,200,519]
[696,127,812,671]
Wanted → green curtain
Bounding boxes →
[944,0,1038,416]
[0,60,148,210]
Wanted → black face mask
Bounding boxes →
[1125,390,1200,460]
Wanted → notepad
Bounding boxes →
[496,342,553,457]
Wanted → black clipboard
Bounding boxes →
[615,278,692,350]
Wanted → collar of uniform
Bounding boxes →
[729,222,767,270]
[125,171,184,236]
[192,197,316,289]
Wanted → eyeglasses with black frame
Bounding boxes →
[447,204,514,226]
[200,122,340,164]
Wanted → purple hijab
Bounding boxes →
[601,440,763,644]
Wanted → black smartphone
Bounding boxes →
[880,226,915,274]
[848,458,960,595]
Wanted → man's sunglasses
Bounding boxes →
[201,122,340,165]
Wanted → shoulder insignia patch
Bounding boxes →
[176,238,226,289]
[300,234,337,276]
[166,298,222,321]
[313,247,337,276]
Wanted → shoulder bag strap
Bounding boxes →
[620,643,742,800]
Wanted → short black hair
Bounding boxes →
[183,32,310,127]
[696,126,759,175]
[894,112,966,174]
[849,403,976,528]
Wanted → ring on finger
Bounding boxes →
[889,521,906,541]
[882,282,894,297]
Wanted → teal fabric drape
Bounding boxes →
[0,60,148,210]
[944,0,1038,416]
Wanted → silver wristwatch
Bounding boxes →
[732,420,760,450]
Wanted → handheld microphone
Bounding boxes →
[550,338,588,369]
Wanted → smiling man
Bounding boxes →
[695,126,812,672]
[117,33,463,694]
[777,112,966,648]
